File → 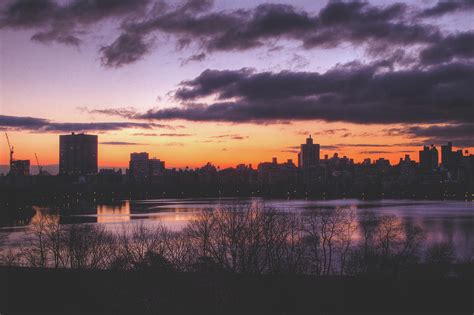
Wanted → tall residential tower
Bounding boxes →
[298,135,320,169]
[59,133,98,175]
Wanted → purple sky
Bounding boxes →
[0,0,473,167]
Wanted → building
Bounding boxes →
[258,157,297,189]
[441,142,452,167]
[419,145,438,171]
[298,135,320,169]
[59,133,98,175]
[129,152,165,182]
[9,160,30,176]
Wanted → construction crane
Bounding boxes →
[35,153,43,174]
[5,132,14,166]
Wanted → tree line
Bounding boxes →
[0,203,469,276]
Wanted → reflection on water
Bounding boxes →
[97,204,130,223]
[1,198,473,257]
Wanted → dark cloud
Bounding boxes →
[81,107,138,119]
[100,141,147,145]
[281,149,299,154]
[133,132,158,136]
[395,123,474,147]
[100,32,152,68]
[0,0,57,28]
[211,134,248,140]
[419,0,474,17]
[320,145,340,150]
[159,133,193,137]
[359,150,392,154]
[100,1,441,67]
[0,0,150,45]
[296,128,347,136]
[181,52,206,65]
[31,28,81,46]
[359,150,414,154]
[286,144,396,152]
[4,0,471,69]
[0,114,159,132]
[79,107,183,129]
[336,143,394,148]
[137,61,474,125]
[420,31,474,64]
[0,114,49,129]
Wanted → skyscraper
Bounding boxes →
[441,142,452,167]
[419,145,438,171]
[59,133,98,175]
[298,135,320,169]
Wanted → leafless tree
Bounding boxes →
[20,214,51,267]
[304,207,356,275]
[62,223,115,269]
[114,221,168,269]
[162,229,194,271]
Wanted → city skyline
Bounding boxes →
[1,0,473,168]
[2,131,469,175]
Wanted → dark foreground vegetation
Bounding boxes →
[1,266,473,314]
[1,204,473,313]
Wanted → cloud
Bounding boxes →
[159,133,193,137]
[211,134,248,140]
[336,143,395,147]
[320,145,340,150]
[420,31,474,64]
[359,150,392,154]
[79,106,138,118]
[3,0,472,69]
[296,129,348,136]
[0,0,150,45]
[419,0,474,17]
[31,28,81,46]
[136,61,474,125]
[132,132,158,136]
[100,141,147,145]
[100,32,152,68]
[0,114,160,132]
[99,1,441,67]
[181,52,206,65]
[396,123,474,147]
[359,150,415,154]
[79,107,183,129]
[163,142,184,146]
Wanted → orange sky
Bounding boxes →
[1,0,472,169]
[1,120,446,169]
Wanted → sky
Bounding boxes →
[0,0,473,169]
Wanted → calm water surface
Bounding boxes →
[2,198,474,258]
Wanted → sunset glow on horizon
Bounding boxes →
[1,0,473,171]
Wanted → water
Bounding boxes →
[1,198,474,258]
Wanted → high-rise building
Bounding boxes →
[129,152,165,182]
[441,142,464,172]
[298,135,320,169]
[59,133,98,175]
[419,145,438,171]
[441,142,452,167]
